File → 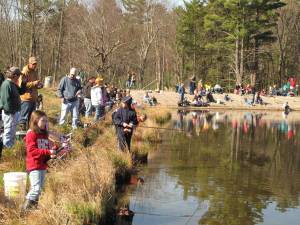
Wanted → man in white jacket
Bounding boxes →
[91,77,107,121]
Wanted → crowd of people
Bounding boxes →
[0,58,140,211]
[175,76,299,108]
[176,78,221,107]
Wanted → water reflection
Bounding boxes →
[129,111,300,225]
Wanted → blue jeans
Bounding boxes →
[2,111,19,148]
[26,170,46,201]
[59,100,79,128]
[19,101,36,125]
[84,98,92,118]
[94,105,105,121]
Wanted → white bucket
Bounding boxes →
[44,76,53,88]
[3,172,27,199]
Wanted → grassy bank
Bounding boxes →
[0,89,171,225]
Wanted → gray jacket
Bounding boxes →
[57,76,81,101]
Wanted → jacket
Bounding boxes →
[19,65,39,102]
[83,82,93,99]
[57,76,81,101]
[25,130,51,171]
[91,86,107,106]
[0,79,26,114]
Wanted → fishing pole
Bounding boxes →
[138,125,184,132]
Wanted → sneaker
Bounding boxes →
[21,199,38,212]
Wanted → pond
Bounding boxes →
[127,110,300,225]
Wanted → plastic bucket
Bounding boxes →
[3,172,27,199]
[44,76,53,88]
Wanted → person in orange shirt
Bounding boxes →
[19,57,43,130]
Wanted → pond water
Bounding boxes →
[127,110,300,225]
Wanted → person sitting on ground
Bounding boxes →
[143,91,157,106]
[244,97,253,106]
[0,67,27,149]
[245,84,252,94]
[206,91,216,103]
[255,92,263,105]
[213,84,223,94]
[224,94,231,102]
[23,110,57,210]
[234,84,241,95]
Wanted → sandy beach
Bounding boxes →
[131,90,300,111]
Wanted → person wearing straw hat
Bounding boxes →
[0,67,27,149]
[19,57,43,130]
[112,96,138,151]
[91,77,107,121]
[57,68,82,129]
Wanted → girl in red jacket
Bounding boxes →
[23,110,56,210]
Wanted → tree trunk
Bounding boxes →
[29,0,37,57]
[240,38,244,82]
[155,39,161,91]
[235,38,241,84]
[53,1,65,86]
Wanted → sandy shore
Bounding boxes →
[131,90,300,111]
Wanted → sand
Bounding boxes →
[131,90,300,111]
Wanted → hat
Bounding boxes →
[69,68,77,76]
[95,77,104,85]
[29,57,37,64]
[8,66,21,76]
[122,96,132,105]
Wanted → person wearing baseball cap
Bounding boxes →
[112,95,138,151]
[19,56,43,130]
[0,67,27,150]
[57,68,82,129]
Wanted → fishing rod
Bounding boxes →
[138,125,184,132]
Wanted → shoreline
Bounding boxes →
[131,90,300,111]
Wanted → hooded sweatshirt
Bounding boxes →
[25,130,51,171]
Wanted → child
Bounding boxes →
[23,110,56,210]
[91,77,107,121]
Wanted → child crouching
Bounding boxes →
[23,110,56,210]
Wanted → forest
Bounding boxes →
[0,0,299,90]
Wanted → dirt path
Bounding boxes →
[131,90,300,111]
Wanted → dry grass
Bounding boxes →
[26,146,114,225]
[0,89,170,225]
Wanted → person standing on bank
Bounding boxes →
[83,76,95,118]
[19,57,43,130]
[23,110,57,210]
[91,77,107,121]
[112,96,138,151]
[57,68,82,129]
[0,67,27,149]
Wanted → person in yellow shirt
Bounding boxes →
[19,57,43,130]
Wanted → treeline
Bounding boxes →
[0,0,299,90]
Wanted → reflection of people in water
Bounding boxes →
[175,110,185,129]
[287,123,296,140]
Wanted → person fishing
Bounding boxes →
[112,96,138,151]
[22,110,57,210]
